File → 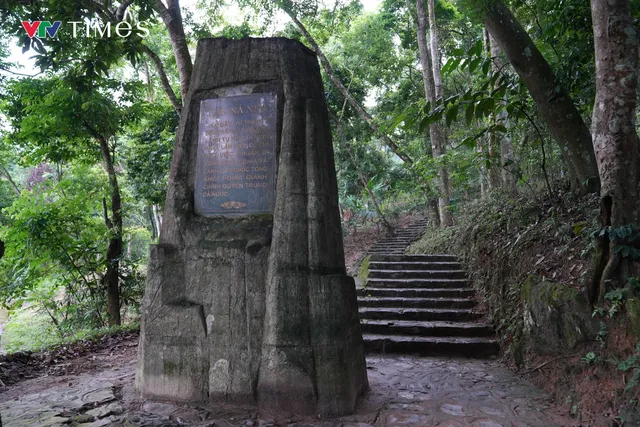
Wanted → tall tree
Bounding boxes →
[414,0,453,226]
[486,30,516,193]
[484,28,502,190]
[2,77,145,325]
[479,0,600,193]
[590,0,639,303]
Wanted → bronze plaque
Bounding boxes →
[194,93,277,216]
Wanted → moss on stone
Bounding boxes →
[163,360,178,376]
[522,275,597,354]
[359,255,371,287]
[521,275,534,303]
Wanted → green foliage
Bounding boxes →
[582,351,599,365]
[359,255,371,287]
[2,308,60,353]
[0,180,17,226]
[0,167,108,303]
[629,277,640,294]
[615,343,640,394]
[2,305,139,354]
[596,321,608,348]
[123,105,177,206]
[0,165,145,337]
[2,77,146,166]
[595,224,640,260]
[605,289,626,318]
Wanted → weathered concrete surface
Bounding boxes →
[0,356,580,426]
[136,38,367,416]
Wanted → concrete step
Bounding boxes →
[360,320,495,337]
[363,334,500,357]
[368,269,467,280]
[372,242,410,245]
[371,247,411,250]
[357,287,476,298]
[368,261,462,271]
[370,254,458,263]
[359,307,482,322]
[357,296,475,309]
[365,278,470,288]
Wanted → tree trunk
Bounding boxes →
[483,0,600,193]
[500,132,517,193]
[154,0,192,104]
[416,0,453,226]
[484,28,502,191]
[486,29,517,193]
[590,0,639,304]
[98,137,123,326]
[428,198,441,227]
[0,164,20,196]
[427,0,443,100]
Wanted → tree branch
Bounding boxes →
[115,0,135,21]
[0,164,21,196]
[0,66,45,78]
[141,44,182,114]
[284,9,414,166]
[154,0,192,102]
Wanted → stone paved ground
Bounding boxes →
[0,355,581,427]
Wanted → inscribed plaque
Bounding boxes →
[194,93,277,215]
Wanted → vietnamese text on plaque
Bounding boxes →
[194,93,277,215]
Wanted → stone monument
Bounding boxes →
[136,37,368,416]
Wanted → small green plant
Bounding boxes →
[592,289,627,319]
[605,288,626,318]
[616,343,640,393]
[582,351,599,365]
[593,307,606,317]
[596,321,608,348]
[570,404,579,418]
[629,277,640,294]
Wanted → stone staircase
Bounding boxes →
[367,219,428,255]
[357,222,500,357]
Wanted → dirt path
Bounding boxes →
[0,333,589,427]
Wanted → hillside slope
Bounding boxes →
[409,191,640,424]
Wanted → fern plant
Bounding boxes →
[617,343,640,393]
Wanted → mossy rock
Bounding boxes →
[359,255,371,287]
[521,275,598,355]
[626,298,640,340]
